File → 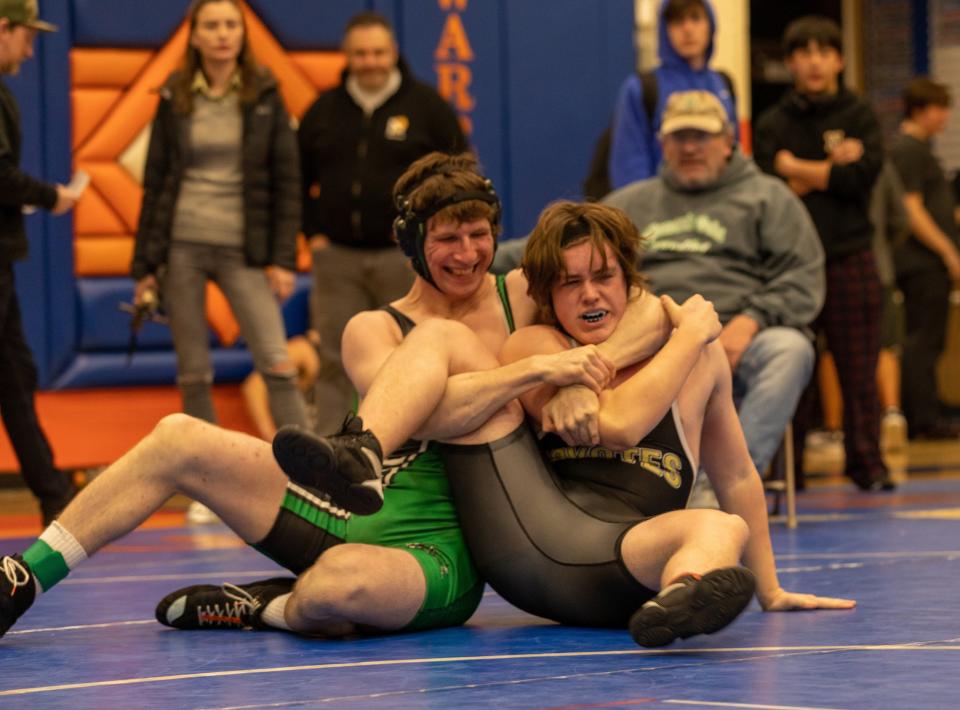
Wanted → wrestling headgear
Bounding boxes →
[393,175,501,289]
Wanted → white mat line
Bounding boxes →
[61,570,284,585]
[4,644,960,697]
[665,701,843,710]
[7,619,155,635]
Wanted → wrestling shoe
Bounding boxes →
[1,555,37,638]
[155,577,295,631]
[628,566,756,648]
[273,414,384,515]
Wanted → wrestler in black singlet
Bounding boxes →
[442,372,698,628]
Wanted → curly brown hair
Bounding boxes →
[522,201,645,325]
[170,0,262,115]
[392,151,501,236]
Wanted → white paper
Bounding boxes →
[23,170,90,214]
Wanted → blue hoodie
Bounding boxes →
[608,0,738,189]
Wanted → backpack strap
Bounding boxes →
[639,69,658,125]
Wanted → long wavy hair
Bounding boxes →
[170,0,261,115]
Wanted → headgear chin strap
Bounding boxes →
[393,179,501,290]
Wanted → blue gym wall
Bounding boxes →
[10,0,633,389]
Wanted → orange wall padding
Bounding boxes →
[71,48,153,88]
[74,236,135,276]
[290,52,347,91]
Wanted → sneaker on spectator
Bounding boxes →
[880,409,908,455]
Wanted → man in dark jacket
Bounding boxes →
[0,0,80,523]
[298,11,468,433]
[753,15,892,492]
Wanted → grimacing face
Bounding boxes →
[550,240,628,346]
[344,24,398,92]
[661,128,733,189]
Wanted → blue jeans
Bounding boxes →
[689,327,814,509]
[164,243,307,428]
[733,326,815,473]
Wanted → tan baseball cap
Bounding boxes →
[660,90,728,136]
[0,0,57,32]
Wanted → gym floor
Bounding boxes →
[1,441,959,708]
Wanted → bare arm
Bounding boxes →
[596,289,672,369]
[417,335,615,443]
[597,295,720,450]
[774,151,832,192]
[344,310,614,451]
[903,192,960,281]
[502,295,719,450]
[699,343,855,611]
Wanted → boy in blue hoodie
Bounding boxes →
[608,0,736,189]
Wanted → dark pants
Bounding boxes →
[897,267,951,435]
[0,263,71,505]
[795,249,887,487]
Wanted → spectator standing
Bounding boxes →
[608,0,736,190]
[889,77,960,440]
[753,15,892,491]
[298,11,467,434]
[131,0,308,521]
[0,0,80,524]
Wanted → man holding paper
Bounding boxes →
[0,0,82,523]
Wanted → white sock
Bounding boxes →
[260,592,292,630]
[40,522,88,569]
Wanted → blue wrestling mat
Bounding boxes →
[3,477,960,708]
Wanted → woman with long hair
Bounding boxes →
[131,0,307,521]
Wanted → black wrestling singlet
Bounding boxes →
[539,402,698,519]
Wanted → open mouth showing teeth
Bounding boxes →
[581,310,607,324]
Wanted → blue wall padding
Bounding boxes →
[400,0,510,234]
[247,0,373,51]
[40,0,79,380]
[502,0,635,237]
[51,350,256,389]
[8,39,52,384]
[75,275,312,352]
[71,0,189,47]
[11,0,634,389]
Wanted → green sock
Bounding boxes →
[21,522,88,592]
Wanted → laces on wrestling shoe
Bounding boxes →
[273,413,385,516]
[0,554,37,638]
[155,577,295,631]
[628,566,756,648]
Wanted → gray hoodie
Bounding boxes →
[603,150,825,329]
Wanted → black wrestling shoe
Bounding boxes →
[1,555,37,638]
[273,414,385,515]
[155,577,295,631]
[628,566,756,648]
